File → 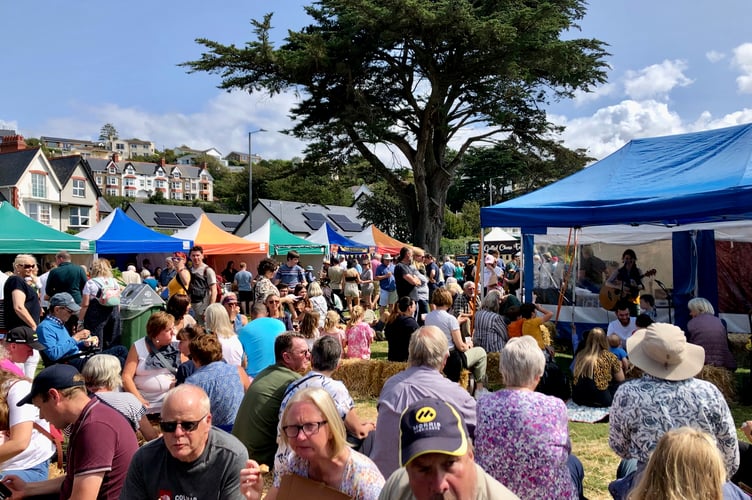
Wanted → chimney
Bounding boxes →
[112,152,121,163]
[160,157,166,167]
[0,135,27,154]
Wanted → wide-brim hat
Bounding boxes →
[626,323,705,381]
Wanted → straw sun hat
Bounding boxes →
[626,323,705,381]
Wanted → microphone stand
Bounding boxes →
[655,280,673,324]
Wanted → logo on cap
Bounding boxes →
[415,406,437,424]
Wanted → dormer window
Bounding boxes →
[108,166,117,174]
[173,171,181,178]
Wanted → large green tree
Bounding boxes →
[99,123,119,142]
[183,0,608,253]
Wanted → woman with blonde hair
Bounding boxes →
[344,305,374,359]
[572,327,624,407]
[629,427,735,500]
[79,258,122,348]
[204,302,245,368]
[308,281,328,328]
[240,388,384,500]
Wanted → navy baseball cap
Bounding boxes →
[17,365,85,406]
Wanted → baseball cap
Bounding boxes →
[49,292,81,313]
[5,326,46,350]
[399,398,469,467]
[17,364,85,406]
[484,254,495,265]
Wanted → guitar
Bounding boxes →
[599,269,657,311]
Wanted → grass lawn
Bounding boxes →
[357,340,752,500]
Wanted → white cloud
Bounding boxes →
[623,60,693,100]
[19,91,308,161]
[551,99,685,159]
[706,50,726,63]
[732,43,752,93]
[572,83,617,107]
[0,119,19,132]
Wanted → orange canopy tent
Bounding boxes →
[171,214,267,255]
[351,224,412,256]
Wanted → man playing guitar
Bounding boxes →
[603,249,653,316]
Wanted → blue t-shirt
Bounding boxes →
[234,270,253,291]
[375,263,396,292]
[609,346,628,360]
[238,317,286,377]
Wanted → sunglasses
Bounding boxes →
[159,413,208,433]
[22,264,37,269]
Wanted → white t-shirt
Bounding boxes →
[425,309,461,348]
[1,379,56,471]
[219,335,244,367]
[607,318,637,348]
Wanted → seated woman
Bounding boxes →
[205,303,245,368]
[425,288,488,393]
[475,336,584,500]
[473,290,509,353]
[687,297,737,371]
[185,333,247,432]
[0,333,56,482]
[122,311,181,415]
[307,281,328,329]
[82,354,160,441]
[175,324,204,384]
[384,297,419,362]
[572,327,624,407]
[166,293,196,332]
[630,427,747,500]
[240,387,384,500]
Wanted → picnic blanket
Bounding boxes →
[566,400,610,423]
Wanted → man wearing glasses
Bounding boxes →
[233,333,310,468]
[121,384,248,499]
[3,364,138,499]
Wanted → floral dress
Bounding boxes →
[475,389,577,500]
[345,321,374,359]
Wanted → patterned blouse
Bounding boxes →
[609,375,739,475]
[345,322,373,359]
[574,350,621,390]
[273,448,384,500]
[475,389,577,500]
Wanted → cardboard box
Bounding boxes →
[277,474,352,500]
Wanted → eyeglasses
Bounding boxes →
[267,300,280,304]
[159,413,208,433]
[282,421,327,438]
[21,264,37,269]
[288,348,310,356]
[224,301,238,306]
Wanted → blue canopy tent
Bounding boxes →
[307,222,369,255]
[77,208,192,255]
[481,123,752,333]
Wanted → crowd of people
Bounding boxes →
[0,244,750,499]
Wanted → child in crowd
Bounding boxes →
[639,294,657,320]
[344,305,374,359]
[298,311,320,350]
[608,333,630,373]
[322,310,346,353]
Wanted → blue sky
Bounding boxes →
[2,1,751,163]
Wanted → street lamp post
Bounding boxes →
[248,128,266,230]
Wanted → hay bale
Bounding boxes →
[697,365,736,403]
[486,352,504,388]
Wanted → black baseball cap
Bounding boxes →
[5,326,46,350]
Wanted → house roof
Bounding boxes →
[254,198,366,237]
[49,155,103,198]
[87,158,209,179]
[0,148,42,186]
[124,202,240,233]
[40,136,96,146]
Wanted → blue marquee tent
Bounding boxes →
[480,123,752,331]
[77,208,192,254]
[307,222,369,254]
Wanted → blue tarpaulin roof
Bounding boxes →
[77,208,191,254]
[481,123,752,231]
[307,222,369,254]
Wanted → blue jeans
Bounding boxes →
[4,458,49,482]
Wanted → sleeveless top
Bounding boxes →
[167,270,190,298]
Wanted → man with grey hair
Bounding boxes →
[121,384,248,499]
[370,325,477,478]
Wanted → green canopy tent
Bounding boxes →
[0,202,95,254]
[243,219,325,255]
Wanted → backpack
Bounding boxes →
[188,268,209,303]
[92,277,121,307]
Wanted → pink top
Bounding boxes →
[0,359,25,377]
[345,322,374,359]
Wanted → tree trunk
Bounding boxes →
[405,159,451,255]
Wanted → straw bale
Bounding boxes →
[697,365,736,402]
[485,352,504,388]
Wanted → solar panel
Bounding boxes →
[154,211,175,218]
[155,216,182,226]
[305,219,325,230]
[328,214,363,232]
[302,212,327,222]
[176,213,197,226]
